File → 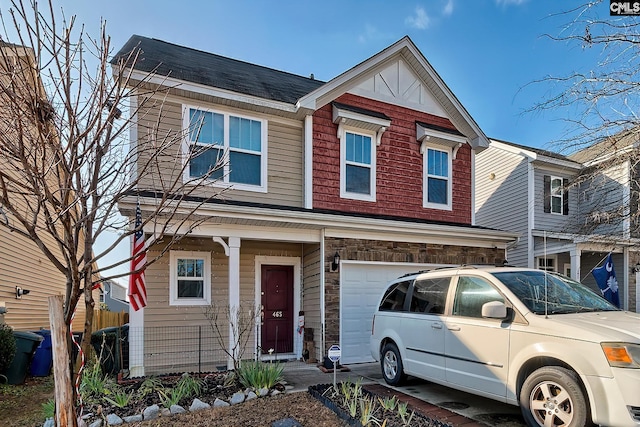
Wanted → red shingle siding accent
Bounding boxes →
[312,93,472,224]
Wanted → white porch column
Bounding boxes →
[128,304,144,377]
[570,247,581,282]
[228,237,241,369]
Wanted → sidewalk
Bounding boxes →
[281,362,487,427]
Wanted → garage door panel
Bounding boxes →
[340,263,429,364]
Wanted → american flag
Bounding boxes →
[128,201,147,311]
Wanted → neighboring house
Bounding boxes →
[0,44,87,331]
[475,138,640,312]
[99,279,129,313]
[113,35,517,376]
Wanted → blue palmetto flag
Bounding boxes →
[591,253,620,308]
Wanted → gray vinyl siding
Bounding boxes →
[576,162,627,237]
[533,168,578,233]
[134,97,304,207]
[475,147,529,267]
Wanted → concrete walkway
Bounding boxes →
[282,362,525,427]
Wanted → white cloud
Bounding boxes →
[443,0,454,16]
[405,6,431,30]
[495,0,527,5]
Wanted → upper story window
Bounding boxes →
[185,106,267,192]
[333,102,391,203]
[543,175,568,215]
[169,250,211,306]
[424,146,452,209]
[416,121,466,211]
[341,129,376,201]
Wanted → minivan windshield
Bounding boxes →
[491,271,620,314]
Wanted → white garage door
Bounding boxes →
[340,262,429,364]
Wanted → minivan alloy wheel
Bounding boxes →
[380,343,405,385]
[520,366,590,427]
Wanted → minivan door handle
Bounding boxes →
[431,323,443,330]
[447,325,461,331]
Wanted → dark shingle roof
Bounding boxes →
[112,35,325,104]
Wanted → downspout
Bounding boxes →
[527,161,535,268]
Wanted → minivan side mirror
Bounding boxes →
[482,301,507,319]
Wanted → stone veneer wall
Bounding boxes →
[322,237,506,351]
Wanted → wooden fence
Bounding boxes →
[92,310,128,332]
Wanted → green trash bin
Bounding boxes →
[1,331,42,384]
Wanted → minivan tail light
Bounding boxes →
[371,314,375,335]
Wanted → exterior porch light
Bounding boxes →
[331,252,341,272]
[634,262,640,273]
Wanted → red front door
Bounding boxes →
[261,265,293,354]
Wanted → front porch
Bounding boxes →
[531,232,640,312]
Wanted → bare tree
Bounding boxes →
[203,300,260,371]
[0,1,223,425]
[528,1,640,237]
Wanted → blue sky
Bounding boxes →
[16,0,605,150]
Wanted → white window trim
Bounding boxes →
[182,104,268,193]
[423,144,453,210]
[169,250,212,306]
[536,255,557,272]
[339,127,377,202]
[550,175,563,215]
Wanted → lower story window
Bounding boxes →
[170,251,211,306]
[537,257,556,272]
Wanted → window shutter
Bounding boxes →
[563,178,569,215]
[543,175,551,213]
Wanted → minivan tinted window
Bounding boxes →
[410,277,450,314]
[379,280,411,311]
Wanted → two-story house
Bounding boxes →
[475,138,640,313]
[113,35,517,376]
[0,44,88,331]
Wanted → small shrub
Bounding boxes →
[237,360,284,390]
[0,324,16,372]
[41,398,55,419]
[137,376,163,398]
[157,387,184,408]
[176,373,205,397]
[103,388,133,409]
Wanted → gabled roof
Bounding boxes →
[297,36,490,150]
[488,138,582,170]
[569,127,640,165]
[112,35,324,104]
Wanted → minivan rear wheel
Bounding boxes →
[381,343,406,386]
[520,366,591,427]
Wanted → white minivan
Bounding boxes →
[370,266,640,427]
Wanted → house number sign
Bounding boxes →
[272,311,283,317]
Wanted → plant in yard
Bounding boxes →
[359,395,381,427]
[237,360,284,390]
[0,324,16,373]
[103,388,134,409]
[176,373,205,397]
[346,393,358,418]
[378,395,397,411]
[157,387,185,408]
[42,398,55,419]
[203,301,260,370]
[79,363,114,402]
[396,401,415,426]
[137,376,164,399]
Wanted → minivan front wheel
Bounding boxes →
[381,343,406,386]
[520,366,591,427]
